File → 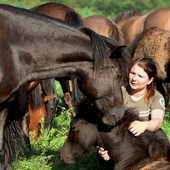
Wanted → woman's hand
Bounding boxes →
[128,120,148,136]
[98,147,110,161]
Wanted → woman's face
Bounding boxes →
[129,64,153,91]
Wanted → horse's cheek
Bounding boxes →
[84,76,113,98]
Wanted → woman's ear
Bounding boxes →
[147,77,154,85]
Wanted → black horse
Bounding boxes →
[60,107,170,169]
[0,4,131,169]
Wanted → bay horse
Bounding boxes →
[60,108,170,169]
[126,27,170,107]
[113,7,170,45]
[0,4,131,169]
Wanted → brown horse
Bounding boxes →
[0,4,131,169]
[60,108,170,169]
[113,7,170,45]
[126,27,170,106]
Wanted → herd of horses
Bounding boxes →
[0,2,170,169]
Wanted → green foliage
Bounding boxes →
[161,112,170,140]
[2,0,170,18]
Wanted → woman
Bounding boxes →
[98,56,165,162]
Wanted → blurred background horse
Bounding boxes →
[113,7,170,45]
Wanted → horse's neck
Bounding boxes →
[0,7,94,103]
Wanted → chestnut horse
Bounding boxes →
[113,7,170,45]
[28,79,59,140]
[60,108,170,169]
[0,4,131,169]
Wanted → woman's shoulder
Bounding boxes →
[151,90,165,105]
[154,90,164,98]
[121,84,129,92]
[151,90,165,109]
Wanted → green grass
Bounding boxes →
[12,109,102,170]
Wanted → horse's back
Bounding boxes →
[118,14,147,44]
[83,15,124,43]
[145,7,170,30]
[31,2,76,19]
[84,15,110,36]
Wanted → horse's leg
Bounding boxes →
[40,79,59,131]
[0,107,9,170]
[57,78,75,118]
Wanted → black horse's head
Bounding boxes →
[60,118,101,164]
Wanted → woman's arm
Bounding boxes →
[129,109,164,136]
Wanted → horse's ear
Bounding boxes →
[110,45,126,58]
[113,45,126,53]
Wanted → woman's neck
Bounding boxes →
[130,88,146,98]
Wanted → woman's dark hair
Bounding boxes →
[132,57,157,103]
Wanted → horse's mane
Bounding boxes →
[80,27,131,79]
[28,85,42,110]
[79,27,116,72]
[109,20,125,44]
[113,10,142,23]
[117,108,170,159]
[118,108,139,130]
